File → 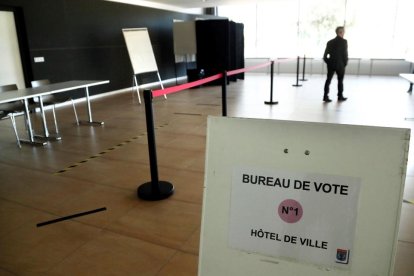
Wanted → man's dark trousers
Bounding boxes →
[324,66,345,98]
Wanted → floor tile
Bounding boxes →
[0,199,43,238]
[158,167,204,205]
[1,74,414,275]
[0,213,101,275]
[180,227,200,255]
[107,199,201,250]
[57,157,151,190]
[0,163,97,214]
[55,184,141,229]
[48,231,175,276]
[394,241,414,276]
[0,267,16,276]
[156,251,198,276]
[398,203,414,243]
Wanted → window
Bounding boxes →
[393,0,414,60]
[298,0,346,57]
[218,0,413,59]
[346,0,397,58]
[257,0,299,58]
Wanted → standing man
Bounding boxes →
[323,26,348,102]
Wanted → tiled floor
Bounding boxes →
[0,73,413,275]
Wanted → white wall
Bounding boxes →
[0,11,25,89]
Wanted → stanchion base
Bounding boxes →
[19,139,48,146]
[78,120,104,126]
[264,101,279,105]
[292,84,302,87]
[300,79,308,81]
[34,134,62,141]
[137,181,174,201]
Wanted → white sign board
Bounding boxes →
[230,168,360,267]
[122,28,158,75]
[173,21,197,55]
[199,116,410,276]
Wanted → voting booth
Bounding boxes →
[199,116,410,275]
[172,19,244,84]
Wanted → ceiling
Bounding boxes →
[142,0,262,8]
[107,0,267,10]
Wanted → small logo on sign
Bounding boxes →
[336,248,350,264]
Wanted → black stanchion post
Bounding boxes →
[265,60,278,105]
[300,55,308,81]
[137,89,174,201]
[292,56,302,87]
[222,71,228,117]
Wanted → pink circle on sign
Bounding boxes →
[278,199,303,223]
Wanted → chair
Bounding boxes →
[0,84,24,148]
[31,79,79,137]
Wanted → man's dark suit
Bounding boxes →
[323,36,348,98]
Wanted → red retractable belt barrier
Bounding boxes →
[152,60,279,98]
[227,61,272,76]
[152,73,223,98]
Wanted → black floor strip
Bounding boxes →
[54,122,168,175]
[37,207,107,227]
[173,112,202,116]
[196,103,220,106]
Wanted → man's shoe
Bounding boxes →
[323,97,332,102]
[338,97,347,101]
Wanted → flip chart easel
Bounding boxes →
[122,28,166,104]
[199,116,410,275]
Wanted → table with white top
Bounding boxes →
[400,73,414,93]
[0,80,109,146]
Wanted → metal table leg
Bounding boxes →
[79,86,104,126]
[19,99,47,146]
[34,96,61,141]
